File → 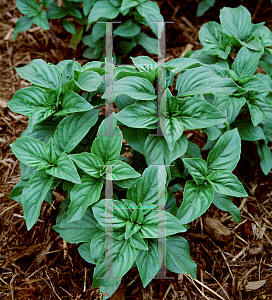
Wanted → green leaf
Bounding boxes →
[78,243,95,264]
[9,180,29,203]
[127,165,166,208]
[121,0,138,10]
[128,232,148,251]
[176,67,237,97]
[46,153,81,184]
[13,16,33,39]
[68,176,104,222]
[91,230,106,262]
[257,141,272,175]
[220,5,251,40]
[144,135,188,165]
[33,10,50,30]
[125,221,140,239]
[247,103,265,126]
[213,192,241,222]
[16,0,40,16]
[100,282,121,300]
[62,19,76,34]
[10,137,49,168]
[77,71,103,92]
[103,76,156,101]
[91,114,122,163]
[183,158,207,185]
[177,181,214,224]
[113,20,140,37]
[136,1,163,38]
[92,199,130,230]
[70,153,104,178]
[47,2,68,19]
[53,209,99,243]
[131,56,157,72]
[115,101,158,129]
[107,160,141,181]
[240,76,271,93]
[55,91,93,116]
[234,119,266,141]
[8,86,47,116]
[140,210,186,238]
[136,32,161,56]
[207,170,247,197]
[186,141,202,158]
[22,172,54,230]
[92,239,138,287]
[123,128,150,154]
[15,59,62,89]
[232,47,263,77]
[213,94,246,125]
[136,239,163,287]
[61,60,76,83]
[53,110,99,154]
[177,97,226,129]
[207,128,241,173]
[166,192,178,216]
[88,0,120,25]
[197,0,215,16]
[165,235,197,278]
[28,107,55,132]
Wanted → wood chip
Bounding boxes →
[204,217,231,242]
[245,280,266,291]
[0,99,8,108]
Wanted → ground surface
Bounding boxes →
[1,0,272,299]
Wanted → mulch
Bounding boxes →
[1,0,272,299]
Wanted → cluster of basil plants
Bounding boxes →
[8,4,272,298]
[14,0,163,61]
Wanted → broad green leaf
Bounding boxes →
[220,6,251,40]
[128,232,148,250]
[68,176,104,222]
[144,135,188,165]
[103,76,156,101]
[165,57,202,75]
[166,192,178,216]
[92,239,138,287]
[22,173,53,230]
[62,19,76,34]
[240,76,271,93]
[140,210,186,238]
[257,141,272,175]
[234,119,266,141]
[8,86,47,116]
[78,243,95,264]
[92,199,130,230]
[232,47,263,77]
[13,16,33,39]
[70,153,104,178]
[177,97,226,129]
[16,0,40,16]
[213,94,246,125]
[125,221,140,239]
[15,59,62,89]
[33,10,50,30]
[46,2,68,19]
[77,71,103,92]
[207,170,247,197]
[136,239,163,287]
[199,22,231,59]
[165,235,197,278]
[127,165,166,208]
[57,60,81,73]
[113,20,140,37]
[121,0,138,10]
[176,67,237,97]
[107,160,141,181]
[136,1,163,38]
[197,0,215,16]
[123,128,150,154]
[115,101,158,129]
[91,114,122,163]
[161,116,184,151]
[202,126,221,141]
[177,181,214,224]
[55,91,93,116]
[91,230,106,262]
[207,128,241,173]
[53,110,99,153]
[213,192,241,222]
[9,180,29,203]
[10,137,49,167]
[53,209,99,243]
[88,0,120,25]
[131,56,157,72]
[46,153,81,184]
[186,141,202,158]
[136,32,161,56]
[247,103,265,126]
[183,158,207,185]
[130,206,144,223]
[28,107,55,132]
[100,282,121,300]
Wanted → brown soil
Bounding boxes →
[1,0,272,299]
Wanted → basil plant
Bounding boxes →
[8,53,248,297]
